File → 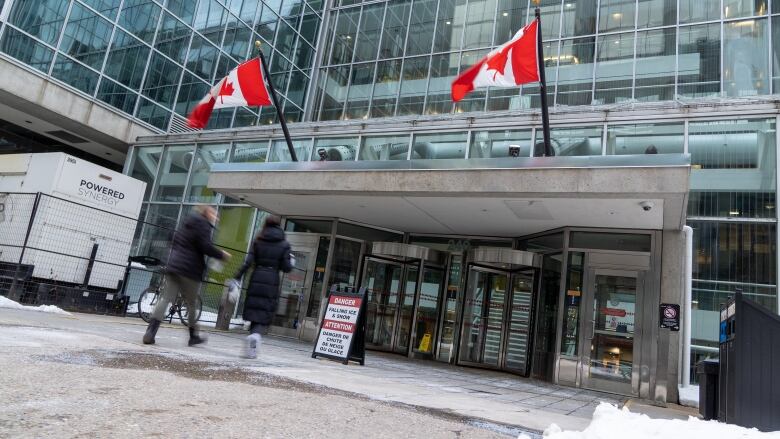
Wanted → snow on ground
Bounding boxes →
[0,296,71,315]
[519,403,780,439]
[678,385,700,408]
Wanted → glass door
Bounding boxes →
[504,271,534,373]
[581,269,640,395]
[459,268,507,367]
[394,266,418,354]
[411,266,445,357]
[273,250,311,335]
[363,258,403,351]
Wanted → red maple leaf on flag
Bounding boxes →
[218,80,235,104]
[485,45,513,81]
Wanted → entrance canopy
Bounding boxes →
[208,155,690,237]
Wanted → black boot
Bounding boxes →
[143,319,161,345]
[188,326,206,346]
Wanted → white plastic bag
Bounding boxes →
[227,279,240,303]
[207,257,224,273]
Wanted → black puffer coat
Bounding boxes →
[166,213,224,280]
[234,225,292,325]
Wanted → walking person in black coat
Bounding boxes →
[143,205,230,346]
[233,215,292,359]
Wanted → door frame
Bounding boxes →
[579,267,644,396]
[269,233,320,339]
[408,263,447,359]
[360,255,406,353]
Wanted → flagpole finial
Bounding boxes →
[531,0,540,5]
[254,40,263,52]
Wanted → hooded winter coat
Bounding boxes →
[166,213,224,280]
[234,225,293,325]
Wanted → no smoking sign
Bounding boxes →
[659,303,680,331]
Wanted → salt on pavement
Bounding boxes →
[527,403,780,439]
[0,296,71,315]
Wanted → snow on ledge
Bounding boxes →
[519,403,778,439]
[0,296,72,316]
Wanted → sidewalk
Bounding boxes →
[0,309,687,433]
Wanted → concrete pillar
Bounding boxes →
[657,229,686,404]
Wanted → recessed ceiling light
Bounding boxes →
[502,11,508,16]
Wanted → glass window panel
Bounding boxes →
[463,0,496,49]
[270,69,292,96]
[82,0,122,20]
[266,0,284,15]
[51,55,100,94]
[550,125,602,156]
[287,69,309,108]
[425,53,460,114]
[379,0,411,58]
[214,53,239,80]
[688,119,776,218]
[233,141,269,162]
[560,252,584,356]
[136,203,180,260]
[434,0,467,53]
[152,145,194,201]
[166,0,197,25]
[312,137,358,161]
[371,59,402,117]
[344,62,374,120]
[258,105,278,124]
[774,16,780,92]
[454,50,487,113]
[724,0,768,18]
[679,0,719,24]
[594,32,634,104]
[136,98,172,130]
[104,29,149,90]
[282,102,303,123]
[143,53,182,107]
[186,144,230,203]
[538,0,562,40]
[269,138,313,161]
[97,78,138,114]
[406,0,437,55]
[119,0,161,44]
[8,0,69,45]
[233,107,259,127]
[0,27,54,73]
[606,123,683,155]
[513,41,556,109]
[677,23,720,98]
[222,23,252,60]
[561,0,594,38]
[275,21,298,61]
[637,0,676,29]
[280,0,305,22]
[354,3,383,62]
[470,129,532,158]
[237,0,260,24]
[205,108,235,130]
[300,7,320,44]
[155,12,191,64]
[187,34,219,81]
[307,0,324,12]
[412,132,467,159]
[599,0,635,32]
[486,88,520,111]
[129,146,162,201]
[174,72,209,116]
[319,65,349,120]
[496,0,529,43]
[634,28,675,102]
[330,9,359,64]
[58,3,112,70]
[255,6,278,43]
[724,18,769,97]
[294,40,315,70]
[194,0,227,45]
[359,135,410,160]
[555,37,595,106]
[398,56,430,115]
[214,206,254,254]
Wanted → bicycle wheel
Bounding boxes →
[178,295,202,327]
[137,288,160,323]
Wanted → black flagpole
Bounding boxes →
[534,7,553,157]
[255,41,298,162]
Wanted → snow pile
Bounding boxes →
[0,296,72,315]
[519,403,780,439]
[678,385,700,408]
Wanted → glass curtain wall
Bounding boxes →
[0,0,323,131]
[315,0,780,120]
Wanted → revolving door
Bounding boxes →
[360,243,447,357]
[458,248,541,375]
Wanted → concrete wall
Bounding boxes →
[657,229,687,404]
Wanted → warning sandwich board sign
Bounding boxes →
[312,287,366,365]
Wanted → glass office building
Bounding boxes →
[4,0,778,401]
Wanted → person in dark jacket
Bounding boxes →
[143,205,230,346]
[233,215,292,359]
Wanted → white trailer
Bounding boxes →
[0,153,146,290]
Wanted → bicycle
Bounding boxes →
[137,277,202,327]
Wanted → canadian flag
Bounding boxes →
[187,58,272,128]
[452,20,539,102]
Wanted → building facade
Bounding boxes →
[2,0,778,401]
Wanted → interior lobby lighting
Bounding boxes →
[729,210,740,216]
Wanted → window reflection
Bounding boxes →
[344,63,374,120]
[678,23,720,98]
[269,138,313,162]
[434,0,467,53]
[594,32,633,104]
[130,146,163,201]
[320,65,349,120]
[8,0,69,45]
[634,28,675,102]
[637,0,675,28]
[407,0,437,55]
[463,0,496,50]
[425,53,458,115]
[142,53,182,107]
[232,142,269,163]
[330,9,359,64]
[51,55,100,94]
[380,1,411,59]
[186,144,230,203]
[97,79,138,114]
[723,18,769,97]
[550,126,602,156]
[0,27,54,73]
[156,12,191,64]
[470,130,532,158]
[119,0,161,44]
[354,3,383,62]
[598,0,635,32]
[371,60,402,117]
[187,34,219,81]
[412,132,467,159]
[561,0,594,38]
[359,135,410,160]
[496,0,528,43]
[104,30,149,90]
[312,137,358,161]
[152,145,195,202]
[398,56,430,116]
[606,123,683,155]
[59,3,112,70]
[556,38,595,106]
[723,0,768,19]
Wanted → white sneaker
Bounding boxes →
[245,333,260,359]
